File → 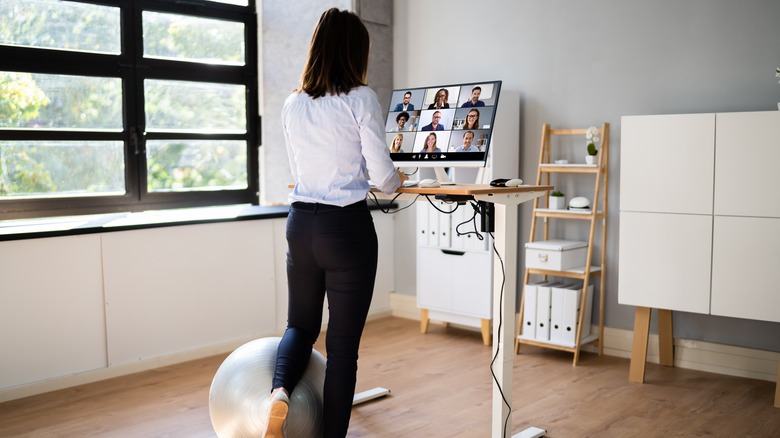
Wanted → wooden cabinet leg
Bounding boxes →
[480,319,491,346]
[629,306,652,383]
[775,360,780,408]
[420,309,429,334]
[658,309,674,367]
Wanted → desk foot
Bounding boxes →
[352,387,390,406]
[512,426,547,438]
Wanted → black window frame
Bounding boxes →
[0,0,259,220]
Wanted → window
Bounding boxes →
[0,0,258,219]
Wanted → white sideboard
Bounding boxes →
[619,110,780,407]
[619,110,780,323]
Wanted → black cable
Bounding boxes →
[366,191,421,214]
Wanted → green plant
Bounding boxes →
[586,126,599,156]
[551,190,564,197]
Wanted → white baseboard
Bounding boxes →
[390,293,779,383]
[3,296,776,404]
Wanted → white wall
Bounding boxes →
[393,0,780,351]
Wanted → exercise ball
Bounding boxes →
[209,337,325,438]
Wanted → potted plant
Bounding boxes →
[549,190,565,210]
[585,126,599,165]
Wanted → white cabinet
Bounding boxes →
[619,110,780,324]
[417,201,492,343]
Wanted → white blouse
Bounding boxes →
[282,86,400,206]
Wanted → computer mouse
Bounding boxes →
[418,179,440,188]
[505,178,523,187]
[489,178,509,187]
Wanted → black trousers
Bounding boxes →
[273,200,377,438]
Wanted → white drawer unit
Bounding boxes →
[525,240,588,271]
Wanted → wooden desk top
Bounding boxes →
[390,183,552,196]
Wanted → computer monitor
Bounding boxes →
[384,80,502,181]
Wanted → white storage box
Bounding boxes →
[525,240,588,271]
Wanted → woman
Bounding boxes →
[420,132,441,153]
[462,108,480,130]
[390,133,404,153]
[267,8,406,438]
[427,88,450,109]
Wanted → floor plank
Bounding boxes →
[1,317,778,437]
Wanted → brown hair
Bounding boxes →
[297,8,370,98]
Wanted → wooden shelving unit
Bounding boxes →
[515,123,610,365]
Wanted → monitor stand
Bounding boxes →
[433,167,456,185]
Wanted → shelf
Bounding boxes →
[516,333,599,352]
[539,163,599,174]
[534,208,604,220]
[527,266,602,279]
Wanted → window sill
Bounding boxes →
[0,204,289,242]
[0,200,398,242]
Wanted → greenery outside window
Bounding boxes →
[0,0,258,219]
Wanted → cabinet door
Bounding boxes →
[620,114,715,215]
[417,246,452,310]
[618,211,712,314]
[711,216,780,323]
[714,111,780,218]
[451,251,491,318]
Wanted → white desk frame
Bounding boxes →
[377,184,551,437]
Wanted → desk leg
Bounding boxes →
[629,306,651,383]
[658,309,674,367]
[491,203,518,437]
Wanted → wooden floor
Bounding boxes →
[1,317,779,437]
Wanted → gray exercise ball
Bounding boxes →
[209,337,325,437]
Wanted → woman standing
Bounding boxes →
[265,8,406,438]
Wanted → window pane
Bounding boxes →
[143,11,245,66]
[145,80,246,133]
[0,141,125,198]
[0,72,123,130]
[147,140,247,192]
[0,0,120,55]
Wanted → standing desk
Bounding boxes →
[377,183,552,437]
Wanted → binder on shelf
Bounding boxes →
[549,283,572,344]
[438,204,451,248]
[521,282,542,339]
[562,283,594,346]
[428,203,441,247]
[535,282,560,341]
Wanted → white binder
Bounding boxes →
[549,284,571,344]
[535,282,558,341]
[521,282,540,339]
[562,283,594,346]
[438,203,452,248]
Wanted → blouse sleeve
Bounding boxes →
[354,88,400,195]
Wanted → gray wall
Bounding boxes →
[393,0,780,351]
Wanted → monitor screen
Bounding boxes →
[384,80,501,168]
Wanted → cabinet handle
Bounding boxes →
[441,249,466,256]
